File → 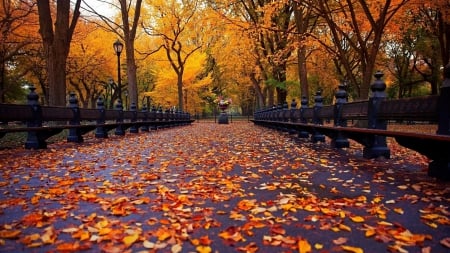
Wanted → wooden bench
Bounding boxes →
[252,70,450,180]
[0,88,194,149]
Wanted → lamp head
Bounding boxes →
[113,39,123,55]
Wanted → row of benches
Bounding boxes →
[252,70,450,180]
[0,86,194,149]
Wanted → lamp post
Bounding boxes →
[113,39,124,103]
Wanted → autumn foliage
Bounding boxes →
[1,0,449,112]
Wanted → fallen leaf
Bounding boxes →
[441,237,450,248]
[196,245,212,253]
[0,230,21,239]
[298,238,312,253]
[341,245,364,253]
[123,233,139,247]
[333,237,348,245]
[350,216,365,223]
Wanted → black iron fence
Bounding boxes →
[0,85,193,149]
[252,70,450,180]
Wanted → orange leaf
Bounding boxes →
[156,228,172,241]
[365,229,376,237]
[339,224,352,232]
[237,199,256,211]
[199,235,212,245]
[98,227,112,236]
[341,245,364,253]
[0,230,21,239]
[298,238,312,253]
[56,242,80,252]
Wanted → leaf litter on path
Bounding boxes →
[0,122,449,252]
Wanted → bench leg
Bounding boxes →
[25,131,47,149]
[67,128,83,143]
[363,135,390,159]
[331,131,349,148]
[428,160,450,181]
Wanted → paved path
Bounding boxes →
[0,122,449,252]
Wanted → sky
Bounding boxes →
[80,0,118,19]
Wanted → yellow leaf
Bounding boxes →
[350,216,365,223]
[123,233,139,247]
[95,220,109,229]
[314,243,323,249]
[80,231,90,241]
[196,245,212,253]
[331,227,340,232]
[393,208,404,215]
[298,238,312,253]
[373,196,382,203]
[377,221,393,226]
[425,222,438,228]
[341,245,364,253]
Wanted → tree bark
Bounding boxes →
[293,1,313,101]
[119,0,142,109]
[37,0,81,106]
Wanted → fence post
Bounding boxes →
[331,81,350,148]
[129,102,139,133]
[95,96,108,138]
[290,99,297,122]
[364,71,390,159]
[114,99,125,135]
[312,90,325,143]
[141,105,149,132]
[25,84,45,149]
[67,92,83,142]
[298,96,309,138]
[430,62,450,178]
[150,106,157,130]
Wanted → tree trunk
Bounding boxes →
[250,72,265,109]
[360,67,374,99]
[125,40,138,108]
[177,71,184,110]
[293,1,312,101]
[37,0,80,106]
[119,0,142,110]
[298,46,309,99]
[267,86,275,107]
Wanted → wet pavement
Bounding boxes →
[0,122,449,252]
